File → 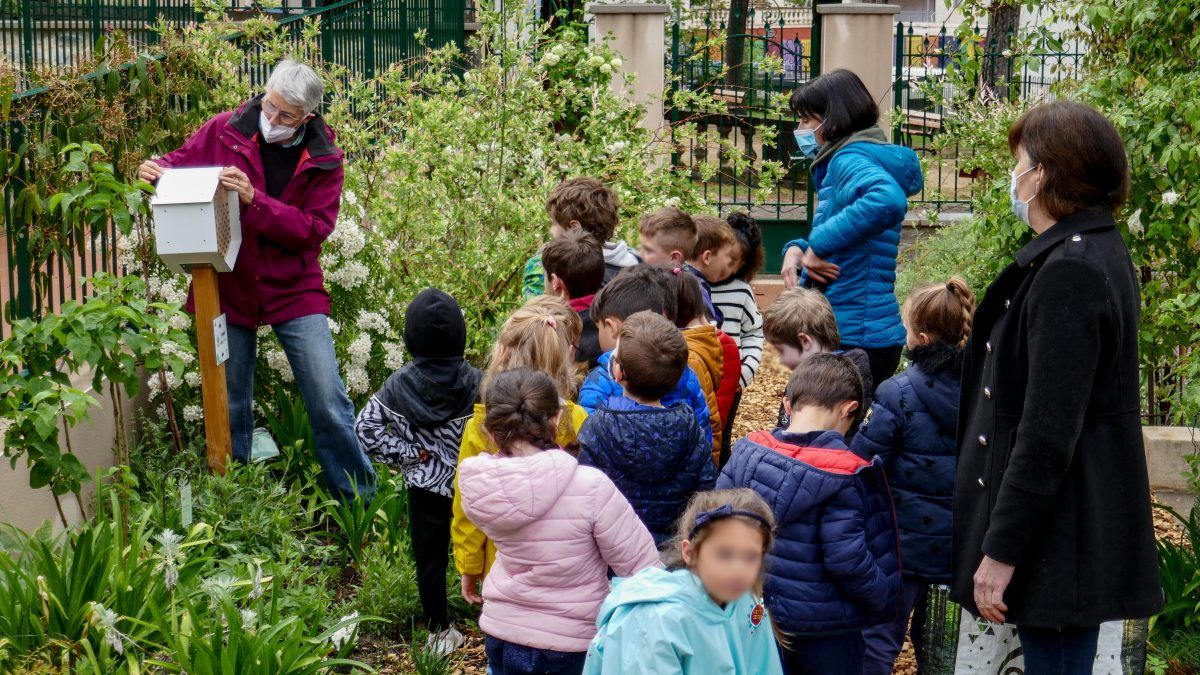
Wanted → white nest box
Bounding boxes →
[150,167,242,275]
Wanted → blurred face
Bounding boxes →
[682,519,765,606]
[771,333,825,370]
[639,233,682,266]
[598,317,622,353]
[712,243,743,281]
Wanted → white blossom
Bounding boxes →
[327,260,369,289]
[605,141,627,155]
[383,342,406,370]
[200,574,238,608]
[344,365,370,395]
[248,560,264,600]
[1126,208,1144,235]
[356,311,390,334]
[168,313,191,331]
[184,371,202,388]
[347,335,373,365]
[240,608,258,631]
[90,603,126,654]
[154,530,185,590]
[1162,190,1179,205]
[330,612,360,650]
[328,319,341,335]
[182,405,203,423]
[266,349,294,382]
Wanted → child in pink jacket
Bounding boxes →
[458,367,660,675]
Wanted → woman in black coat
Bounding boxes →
[952,102,1162,674]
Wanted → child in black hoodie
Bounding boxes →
[355,287,482,656]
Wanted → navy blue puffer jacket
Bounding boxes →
[578,396,717,545]
[719,429,901,635]
[851,342,962,581]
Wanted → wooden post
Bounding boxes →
[191,265,232,474]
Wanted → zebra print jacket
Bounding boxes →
[355,396,473,498]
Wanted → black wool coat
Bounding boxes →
[951,207,1163,628]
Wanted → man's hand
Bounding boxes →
[461,572,483,605]
[219,166,255,205]
[973,555,1015,623]
[138,159,166,183]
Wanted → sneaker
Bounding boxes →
[425,625,465,657]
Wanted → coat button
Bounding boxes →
[233,144,238,150]
[986,341,993,353]
[1004,299,1011,309]
[977,477,986,487]
[984,386,993,399]
[1071,234,1082,242]
[978,434,989,447]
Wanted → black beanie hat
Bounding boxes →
[403,288,467,359]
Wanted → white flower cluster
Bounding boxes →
[330,611,360,651]
[265,348,295,382]
[344,334,374,395]
[328,215,367,258]
[147,275,188,306]
[154,530,185,590]
[326,260,369,290]
[383,341,406,370]
[182,405,203,422]
[356,310,390,334]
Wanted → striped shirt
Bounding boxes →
[354,396,471,498]
[709,278,764,387]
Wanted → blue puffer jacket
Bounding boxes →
[578,396,716,545]
[851,342,961,581]
[719,429,901,635]
[785,127,924,349]
[579,351,714,446]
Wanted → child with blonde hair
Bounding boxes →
[452,295,590,604]
[584,489,784,674]
[852,277,975,675]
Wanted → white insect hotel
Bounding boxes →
[150,167,241,474]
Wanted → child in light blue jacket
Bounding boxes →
[584,489,783,675]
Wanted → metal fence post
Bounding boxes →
[363,2,375,79]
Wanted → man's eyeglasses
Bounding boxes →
[263,99,306,126]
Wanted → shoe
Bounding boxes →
[425,625,465,657]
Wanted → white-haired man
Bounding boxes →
[139,59,375,499]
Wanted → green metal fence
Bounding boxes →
[892,22,1083,212]
[669,5,819,274]
[0,0,464,338]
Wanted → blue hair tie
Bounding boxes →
[689,503,771,539]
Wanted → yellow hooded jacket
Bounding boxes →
[451,401,590,576]
[682,324,724,465]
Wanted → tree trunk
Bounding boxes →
[723,0,750,90]
[980,2,1020,102]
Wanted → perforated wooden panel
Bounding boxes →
[215,194,232,256]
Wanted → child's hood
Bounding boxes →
[603,240,641,268]
[377,360,482,428]
[591,398,703,476]
[683,325,723,376]
[458,449,579,530]
[741,430,880,506]
[597,567,732,628]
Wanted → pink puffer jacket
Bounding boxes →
[458,448,660,652]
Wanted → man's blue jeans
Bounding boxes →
[226,314,376,498]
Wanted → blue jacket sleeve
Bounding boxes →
[818,483,891,613]
[716,439,747,490]
[695,427,717,490]
[577,414,602,468]
[850,378,904,464]
[807,151,908,259]
[682,369,714,446]
[579,367,618,414]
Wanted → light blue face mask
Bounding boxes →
[1010,165,1040,225]
[793,121,825,158]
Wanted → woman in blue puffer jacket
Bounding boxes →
[783,69,924,390]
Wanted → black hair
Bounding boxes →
[591,264,679,324]
[726,211,764,283]
[789,69,879,145]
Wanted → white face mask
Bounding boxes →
[259,110,300,144]
[1010,165,1040,225]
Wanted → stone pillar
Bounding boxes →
[585,3,669,134]
[816,3,901,136]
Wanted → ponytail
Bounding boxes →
[482,368,562,454]
[903,276,977,347]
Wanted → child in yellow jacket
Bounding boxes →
[452,295,591,601]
